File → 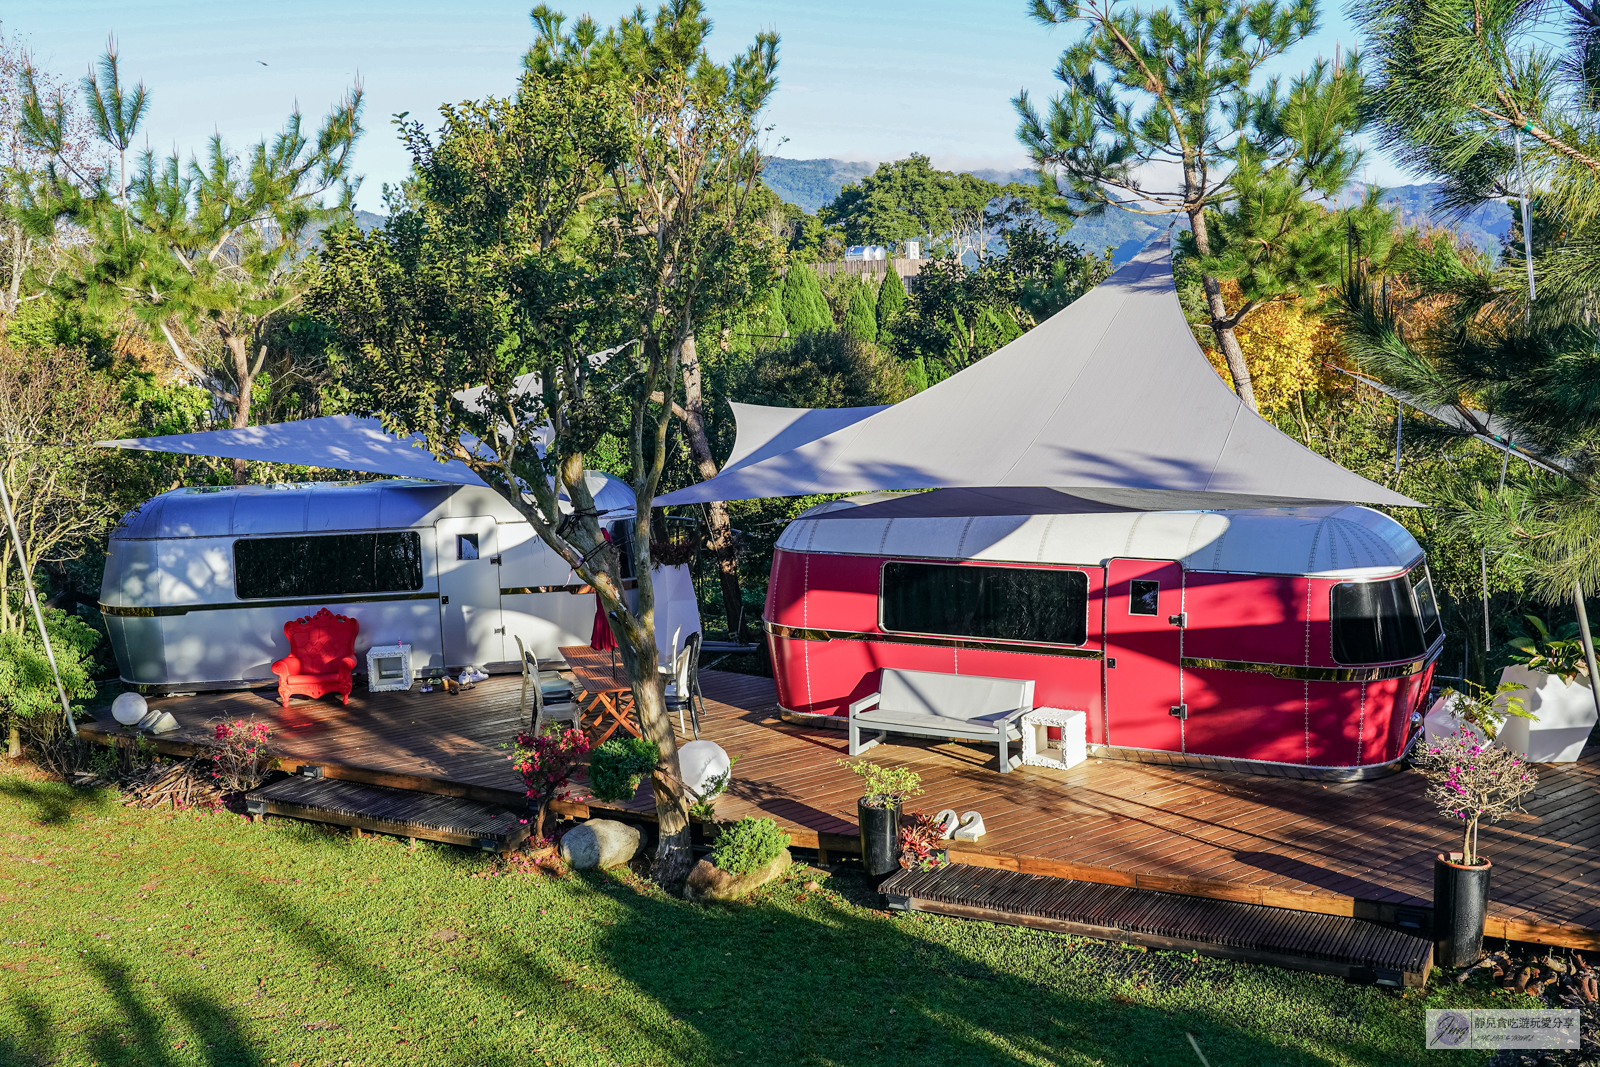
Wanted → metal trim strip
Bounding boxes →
[99,590,441,618]
[1182,655,1434,682]
[764,620,1104,659]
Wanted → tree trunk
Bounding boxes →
[1186,205,1258,412]
[616,608,693,886]
[224,333,255,485]
[676,333,745,639]
[6,724,19,760]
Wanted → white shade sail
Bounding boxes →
[656,238,1420,508]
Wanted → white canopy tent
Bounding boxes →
[657,237,1420,509]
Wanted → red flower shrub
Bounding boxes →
[207,718,275,793]
[511,726,591,841]
[898,810,948,871]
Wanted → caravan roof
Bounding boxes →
[113,473,635,541]
[776,487,1422,580]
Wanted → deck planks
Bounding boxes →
[79,669,1600,948]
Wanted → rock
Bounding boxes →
[802,880,822,892]
[677,740,732,799]
[684,849,792,903]
[559,819,642,870]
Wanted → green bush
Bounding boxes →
[710,816,790,874]
[587,736,660,802]
[838,758,924,809]
[843,278,878,342]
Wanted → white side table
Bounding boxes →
[366,643,414,692]
[1020,708,1088,770]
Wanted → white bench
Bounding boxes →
[848,668,1034,773]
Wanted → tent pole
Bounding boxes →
[0,468,77,737]
[1576,582,1600,719]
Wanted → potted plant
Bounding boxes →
[509,725,591,853]
[838,759,924,879]
[1500,614,1599,763]
[1412,730,1539,968]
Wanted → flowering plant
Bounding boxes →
[898,811,948,872]
[510,726,591,841]
[206,718,276,793]
[1412,730,1538,866]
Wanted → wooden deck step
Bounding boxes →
[245,775,530,853]
[880,865,1433,987]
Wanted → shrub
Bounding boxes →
[1446,679,1533,741]
[898,810,947,871]
[207,718,276,793]
[511,725,590,840]
[710,816,790,874]
[588,736,660,802]
[1508,614,1592,684]
[838,758,924,809]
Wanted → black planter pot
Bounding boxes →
[859,798,902,878]
[1433,851,1492,968]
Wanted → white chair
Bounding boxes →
[515,636,580,736]
[664,631,705,739]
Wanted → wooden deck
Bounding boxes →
[81,669,1600,950]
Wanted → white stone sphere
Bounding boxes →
[111,692,149,726]
[678,740,732,797]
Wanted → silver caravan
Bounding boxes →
[99,475,701,694]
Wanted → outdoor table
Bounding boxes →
[559,644,643,745]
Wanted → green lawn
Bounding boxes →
[0,761,1520,1067]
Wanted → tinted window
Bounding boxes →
[1408,562,1442,645]
[235,532,424,600]
[882,561,1088,645]
[1130,580,1160,615]
[457,533,479,560]
[1331,577,1427,664]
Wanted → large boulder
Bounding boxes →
[684,848,792,903]
[560,819,642,870]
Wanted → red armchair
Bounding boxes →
[272,608,359,709]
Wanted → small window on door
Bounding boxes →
[456,533,479,560]
[1129,579,1160,615]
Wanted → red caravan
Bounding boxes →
[764,487,1443,779]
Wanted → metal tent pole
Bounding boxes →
[0,468,77,736]
[1576,582,1600,719]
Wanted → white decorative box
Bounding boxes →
[366,644,414,692]
[1021,708,1088,770]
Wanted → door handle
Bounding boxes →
[440,595,449,605]
[490,555,502,565]
[1169,704,1188,720]
[1105,657,1117,669]
[1168,613,1187,628]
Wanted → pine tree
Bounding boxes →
[781,263,830,334]
[876,266,907,327]
[843,277,877,342]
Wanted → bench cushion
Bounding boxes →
[878,668,1033,722]
[855,707,1024,740]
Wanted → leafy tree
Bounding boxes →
[313,0,779,884]
[823,154,1028,261]
[875,264,908,326]
[23,46,363,484]
[781,262,831,333]
[734,329,910,409]
[1015,0,1371,410]
[843,276,877,342]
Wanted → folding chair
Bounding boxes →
[664,631,706,739]
[515,636,580,735]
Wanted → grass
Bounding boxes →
[0,759,1521,1067]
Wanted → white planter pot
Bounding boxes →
[1423,690,1488,747]
[1495,665,1599,764]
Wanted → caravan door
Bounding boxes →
[1104,558,1185,753]
[436,517,505,670]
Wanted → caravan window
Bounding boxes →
[1330,577,1427,664]
[235,532,424,600]
[1408,562,1443,646]
[881,561,1089,646]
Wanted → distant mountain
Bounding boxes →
[1349,184,1512,252]
[353,209,385,232]
[761,158,875,213]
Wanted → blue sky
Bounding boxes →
[6,0,1408,213]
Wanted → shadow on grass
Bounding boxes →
[0,775,114,825]
[1,948,264,1067]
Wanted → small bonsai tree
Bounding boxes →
[710,816,790,874]
[1412,731,1538,866]
[588,736,661,803]
[837,758,924,809]
[510,725,590,842]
